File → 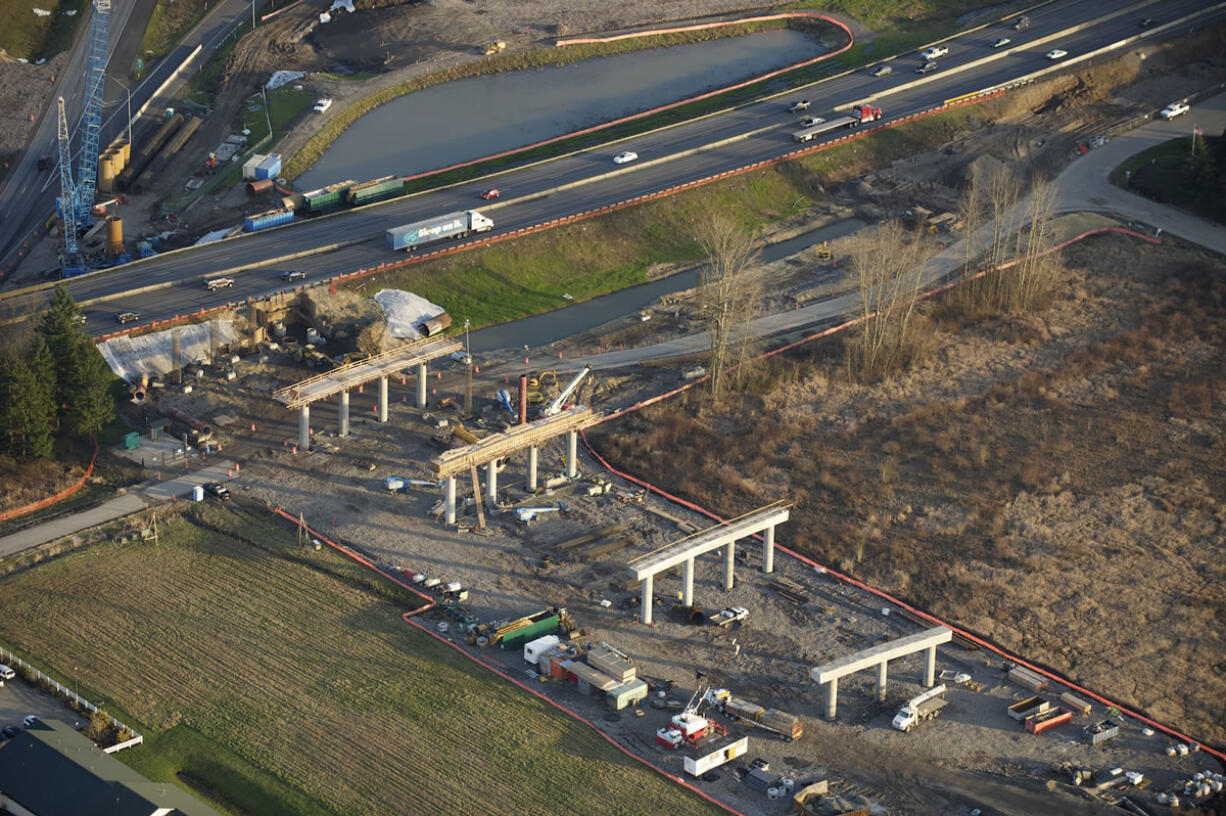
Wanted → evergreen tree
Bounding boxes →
[36,286,85,415]
[26,337,58,457]
[0,349,20,456]
[63,337,115,437]
[0,347,54,458]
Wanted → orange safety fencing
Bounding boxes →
[0,438,98,524]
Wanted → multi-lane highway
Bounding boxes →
[1,0,1219,332]
[0,0,258,273]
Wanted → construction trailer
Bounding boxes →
[683,735,748,777]
[606,678,649,711]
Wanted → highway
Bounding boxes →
[0,0,1219,333]
[0,0,259,275]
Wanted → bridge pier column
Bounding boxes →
[445,476,456,526]
[682,557,694,607]
[724,540,735,591]
[338,390,349,437]
[527,446,538,492]
[378,376,389,422]
[416,363,427,408]
[825,678,839,721]
[298,404,310,452]
[877,660,888,702]
[762,524,775,574]
[641,573,654,625]
[925,645,937,688]
[487,460,498,505]
[567,430,578,478]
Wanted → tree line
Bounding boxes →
[0,287,116,457]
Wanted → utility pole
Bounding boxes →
[464,318,473,418]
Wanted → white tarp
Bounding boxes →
[194,228,233,246]
[373,289,445,340]
[99,320,239,384]
[265,70,305,90]
[319,11,331,23]
[328,0,354,12]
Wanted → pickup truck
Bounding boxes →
[788,100,810,113]
[1160,102,1190,120]
[799,115,826,128]
[204,277,235,290]
[920,46,949,60]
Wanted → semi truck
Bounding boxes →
[792,105,883,143]
[386,210,494,252]
[704,688,804,740]
[892,684,947,732]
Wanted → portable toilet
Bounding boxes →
[523,634,560,665]
[122,431,140,450]
[191,485,205,502]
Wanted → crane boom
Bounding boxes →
[542,366,591,417]
[56,97,78,259]
[74,0,111,222]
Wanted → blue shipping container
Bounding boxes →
[255,153,282,181]
[244,209,294,232]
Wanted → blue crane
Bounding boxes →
[56,97,80,267]
[74,0,111,225]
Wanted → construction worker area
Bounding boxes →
[160,338,1223,816]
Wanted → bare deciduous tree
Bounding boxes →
[847,220,932,381]
[695,215,760,398]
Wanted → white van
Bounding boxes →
[0,665,15,681]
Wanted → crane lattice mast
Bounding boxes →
[74,0,111,223]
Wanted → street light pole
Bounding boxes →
[109,75,132,141]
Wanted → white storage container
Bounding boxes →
[523,634,560,664]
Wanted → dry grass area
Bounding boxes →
[0,502,725,816]
[0,454,84,513]
[589,231,1226,747]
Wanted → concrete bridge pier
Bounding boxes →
[298,404,311,451]
[826,678,839,721]
[338,390,349,437]
[724,540,735,591]
[925,644,937,687]
[527,446,538,491]
[877,661,889,702]
[682,557,694,607]
[762,525,775,574]
[378,376,389,422]
[567,430,578,478]
[445,476,456,525]
[416,363,427,408]
[641,573,654,624]
[487,460,498,505]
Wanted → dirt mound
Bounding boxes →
[0,52,67,155]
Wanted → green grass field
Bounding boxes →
[0,503,726,816]
[358,104,983,330]
[0,0,87,62]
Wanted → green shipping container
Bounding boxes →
[348,177,403,205]
[499,615,559,650]
[304,190,342,212]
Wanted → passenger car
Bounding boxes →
[203,482,231,500]
[991,37,1011,48]
[613,151,638,165]
[870,64,893,77]
[916,61,939,74]
[1046,49,1068,60]
[1,726,18,739]
[1159,102,1190,120]
[480,188,500,200]
[281,269,307,281]
[920,46,949,60]
[115,311,140,324]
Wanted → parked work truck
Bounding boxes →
[386,210,494,252]
[892,684,947,732]
[792,104,883,142]
[704,688,804,741]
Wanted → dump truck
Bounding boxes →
[386,210,494,252]
[892,685,947,732]
[792,104,883,142]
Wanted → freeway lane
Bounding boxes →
[3,0,1219,332]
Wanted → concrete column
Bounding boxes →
[416,363,427,408]
[567,430,578,478]
[527,446,538,491]
[445,476,456,525]
[338,390,349,437]
[682,557,694,607]
[877,660,888,702]
[724,540,735,591]
[378,376,389,422]
[487,460,498,505]
[298,404,311,451]
[641,573,654,625]
[825,678,838,721]
[925,645,937,687]
[762,525,775,574]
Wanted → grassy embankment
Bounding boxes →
[352,103,987,329]
[1110,134,1226,225]
[0,502,728,816]
[0,0,88,62]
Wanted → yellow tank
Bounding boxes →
[111,138,130,171]
[98,154,115,193]
[106,216,123,256]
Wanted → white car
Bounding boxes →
[991,37,1011,48]
[1045,49,1068,60]
[799,116,826,128]
[312,98,333,114]
[1159,102,1190,120]
[613,151,638,165]
[920,46,949,60]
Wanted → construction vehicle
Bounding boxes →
[514,506,559,524]
[539,366,590,418]
[792,104,883,143]
[892,685,947,732]
[472,606,572,650]
[704,688,803,740]
[483,40,507,55]
[709,607,748,628]
[658,687,726,748]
